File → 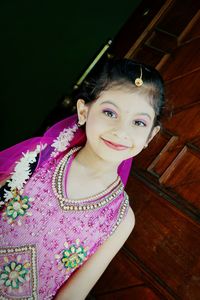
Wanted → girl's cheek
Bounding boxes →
[87,121,104,135]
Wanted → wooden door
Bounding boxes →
[90,0,200,299]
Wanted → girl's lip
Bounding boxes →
[101,138,130,151]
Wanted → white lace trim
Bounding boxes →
[1,143,47,205]
[50,124,78,157]
[2,189,14,203]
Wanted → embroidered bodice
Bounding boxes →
[0,146,129,299]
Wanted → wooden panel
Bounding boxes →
[160,146,200,185]
[146,29,177,52]
[192,137,200,149]
[133,132,173,171]
[133,44,164,67]
[92,251,163,300]
[160,146,200,209]
[160,39,200,81]
[175,180,200,211]
[158,0,199,36]
[126,176,200,300]
[165,69,200,110]
[163,104,200,141]
[147,135,180,177]
[110,0,166,58]
[95,286,162,300]
[179,10,200,44]
[92,251,143,294]
[183,255,200,300]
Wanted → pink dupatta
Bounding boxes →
[0,114,133,187]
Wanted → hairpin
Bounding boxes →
[135,66,143,87]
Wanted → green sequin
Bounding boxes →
[61,244,87,270]
[5,195,30,220]
[0,261,30,289]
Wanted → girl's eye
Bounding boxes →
[103,110,117,118]
[134,120,147,127]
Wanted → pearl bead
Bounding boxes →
[51,146,125,212]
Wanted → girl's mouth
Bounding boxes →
[101,138,130,151]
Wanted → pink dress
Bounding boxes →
[0,143,130,299]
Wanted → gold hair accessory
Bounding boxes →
[135,66,143,87]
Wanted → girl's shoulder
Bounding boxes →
[113,205,135,241]
[123,206,135,232]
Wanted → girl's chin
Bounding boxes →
[98,149,134,163]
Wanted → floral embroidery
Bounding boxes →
[55,239,88,273]
[0,257,30,289]
[0,245,38,299]
[6,195,30,219]
[1,143,47,208]
[2,189,34,225]
[51,124,78,157]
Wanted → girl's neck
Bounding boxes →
[74,143,119,179]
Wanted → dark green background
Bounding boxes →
[0,0,141,150]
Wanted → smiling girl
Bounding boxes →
[0,59,165,299]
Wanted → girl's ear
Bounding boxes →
[145,125,160,147]
[76,99,89,125]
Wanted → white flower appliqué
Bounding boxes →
[51,124,78,157]
[2,189,14,203]
[2,144,47,205]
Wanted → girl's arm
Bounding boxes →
[54,206,135,300]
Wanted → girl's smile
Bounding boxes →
[100,137,131,151]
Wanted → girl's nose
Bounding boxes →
[111,123,130,140]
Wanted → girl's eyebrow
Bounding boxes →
[100,101,119,109]
[100,101,152,120]
[137,113,152,120]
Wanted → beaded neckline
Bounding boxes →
[52,147,124,211]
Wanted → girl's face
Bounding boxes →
[77,86,160,163]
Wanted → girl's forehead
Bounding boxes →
[95,87,155,114]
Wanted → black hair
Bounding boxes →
[73,58,165,126]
